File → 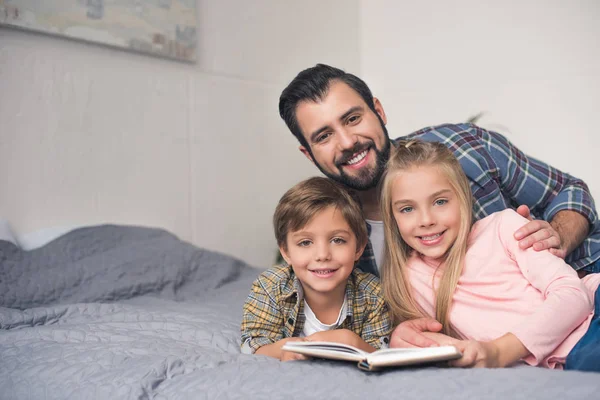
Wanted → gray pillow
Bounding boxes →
[0,225,249,309]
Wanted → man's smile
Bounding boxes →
[346,149,368,166]
[336,144,372,169]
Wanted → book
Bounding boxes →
[281,341,462,371]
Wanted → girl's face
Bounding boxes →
[390,165,462,262]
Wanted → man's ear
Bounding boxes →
[373,97,388,125]
[299,146,314,163]
[279,246,292,265]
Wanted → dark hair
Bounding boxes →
[273,177,367,251]
[278,64,376,149]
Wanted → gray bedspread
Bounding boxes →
[1,226,599,400]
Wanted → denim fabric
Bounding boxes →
[565,285,600,372]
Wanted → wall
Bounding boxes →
[4,0,596,268]
[360,0,600,201]
[0,0,360,268]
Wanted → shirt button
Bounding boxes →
[288,318,294,325]
[383,337,389,344]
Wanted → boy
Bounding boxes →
[240,177,391,361]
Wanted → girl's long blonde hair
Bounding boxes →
[380,140,473,337]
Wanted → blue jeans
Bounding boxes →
[583,258,600,274]
[565,284,600,372]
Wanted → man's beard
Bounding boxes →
[312,122,391,191]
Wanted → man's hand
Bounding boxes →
[514,205,566,258]
[389,318,443,348]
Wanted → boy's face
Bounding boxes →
[280,206,364,301]
[295,81,391,191]
[390,165,461,262]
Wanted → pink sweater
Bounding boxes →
[407,209,600,369]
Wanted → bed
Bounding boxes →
[1,225,599,400]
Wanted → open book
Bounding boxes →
[281,341,462,371]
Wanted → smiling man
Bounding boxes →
[278,63,600,347]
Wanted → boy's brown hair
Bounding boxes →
[273,177,368,251]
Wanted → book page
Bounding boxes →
[367,346,462,368]
[281,341,367,362]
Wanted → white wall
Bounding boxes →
[4,0,596,268]
[360,0,600,202]
[0,0,360,268]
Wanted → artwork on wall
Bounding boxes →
[0,0,197,62]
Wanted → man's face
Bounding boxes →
[295,81,391,191]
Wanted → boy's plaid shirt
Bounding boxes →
[240,265,392,354]
[357,123,600,276]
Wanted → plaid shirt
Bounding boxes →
[358,123,600,275]
[240,265,392,353]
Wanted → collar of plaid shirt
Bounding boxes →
[278,269,362,338]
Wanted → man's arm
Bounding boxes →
[475,125,596,258]
[515,207,589,259]
[551,210,590,255]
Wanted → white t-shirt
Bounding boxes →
[365,219,384,272]
[301,297,348,337]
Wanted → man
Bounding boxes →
[278,64,600,347]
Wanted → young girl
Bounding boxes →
[380,140,600,371]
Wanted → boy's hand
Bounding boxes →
[280,337,309,362]
[256,337,309,361]
[390,318,443,348]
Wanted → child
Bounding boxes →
[240,177,391,361]
[379,140,600,371]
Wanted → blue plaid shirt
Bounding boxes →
[357,123,600,275]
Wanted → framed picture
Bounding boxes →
[0,0,197,63]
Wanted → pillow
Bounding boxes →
[17,225,80,250]
[0,218,19,247]
[0,225,250,309]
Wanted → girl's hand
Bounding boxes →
[420,331,461,347]
[450,340,500,368]
[389,318,443,348]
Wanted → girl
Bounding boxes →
[380,140,600,371]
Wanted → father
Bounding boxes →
[278,64,600,346]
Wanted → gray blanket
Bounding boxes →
[1,226,598,400]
